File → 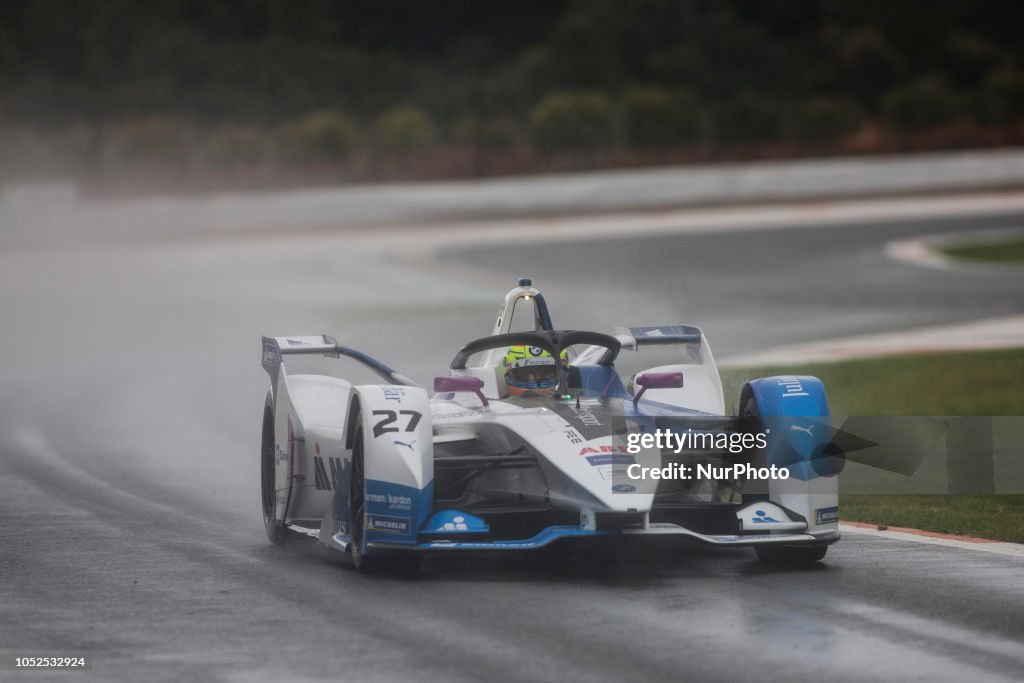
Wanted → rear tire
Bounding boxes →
[261,392,289,545]
[755,544,828,565]
[348,413,421,575]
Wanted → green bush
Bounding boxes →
[945,33,1004,85]
[371,106,439,155]
[529,91,615,152]
[205,125,267,167]
[107,116,191,165]
[713,93,785,144]
[982,66,1024,123]
[452,115,524,151]
[620,86,701,147]
[881,76,963,134]
[790,97,862,144]
[477,116,525,151]
[274,110,358,164]
[839,26,904,101]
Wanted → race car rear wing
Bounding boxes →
[261,335,418,388]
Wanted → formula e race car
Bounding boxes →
[260,279,840,573]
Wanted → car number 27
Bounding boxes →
[371,410,422,438]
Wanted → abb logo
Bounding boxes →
[578,445,631,455]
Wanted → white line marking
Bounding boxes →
[721,314,1024,365]
[381,191,1024,255]
[886,225,1024,273]
[839,523,1024,558]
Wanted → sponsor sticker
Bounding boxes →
[579,445,631,455]
[262,340,279,370]
[366,514,411,535]
[751,510,781,523]
[585,454,635,467]
[366,492,413,512]
[383,388,406,403]
[563,428,584,445]
[815,506,840,524]
[312,456,343,491]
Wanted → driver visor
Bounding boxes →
[507,364,557,384]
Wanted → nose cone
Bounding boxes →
[547,434,660,512]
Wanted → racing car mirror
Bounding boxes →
[434,375,489,407]
[633,371,684,408]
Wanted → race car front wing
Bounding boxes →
[365,524,839,552]
[358,500,839,553]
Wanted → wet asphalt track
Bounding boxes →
[2,193,1024,682]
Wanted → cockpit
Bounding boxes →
[438,277,719,412]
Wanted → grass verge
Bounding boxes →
[721,348,1024,543]
[840,495,1024,543]
[939,235,1024,263]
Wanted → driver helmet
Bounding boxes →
[503,345,568,397]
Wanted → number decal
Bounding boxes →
[400,410,421,432]
[372,410,422,438]
[371,410,398,437]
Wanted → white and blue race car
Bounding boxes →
[260,279,840,573]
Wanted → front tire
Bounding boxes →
[738,388,769,505]
[348,413,421,575]
[742,386,829,567]
[261,392,289,544]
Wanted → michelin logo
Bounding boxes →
[366,514,411,534]
[815,506,840,524]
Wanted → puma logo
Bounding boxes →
[791,424,814,437]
